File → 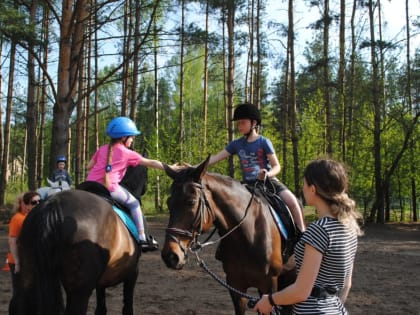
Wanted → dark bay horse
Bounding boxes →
[16,165,148,315]
[161,156,296,315]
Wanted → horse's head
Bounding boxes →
[161,155,215,270]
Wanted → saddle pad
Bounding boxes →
[269,205,288,240]
[113,205,140,242]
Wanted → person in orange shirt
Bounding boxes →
[7,191,41,315]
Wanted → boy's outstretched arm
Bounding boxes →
[208,149,230,166]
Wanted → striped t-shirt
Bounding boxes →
[294,217,358,314]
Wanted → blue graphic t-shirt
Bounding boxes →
[225,136,275,183]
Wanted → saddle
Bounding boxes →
[247,181,299,260]
[76,181,115,206]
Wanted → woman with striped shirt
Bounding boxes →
[254,159,363,315]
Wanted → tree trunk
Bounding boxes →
[26,0,39,191]
[246,0,254,103]
[92,0,99,153]
[254,0,261,107]
[323,0,332,155]
[348,0,357,160]
[37,5,50,188]
[75,34,86,186]
[226,0,236,177]
[282,21,289,184]
[178,0,185,160]
[288,0,300,196]
[51,0,89,176]
[339,0,346,161]
[0,42,16,204]
[368,0,384,223]
[153,13,161,212]
[121,0,132,116]
[0,37,3,185]
[202,1,209,156]
[406,0,417,222]
[377,0,386,117]
[130,0,141,119]
[384,183,390,221]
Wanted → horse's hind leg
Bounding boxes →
[95,287,107,315]
[64,290,93,315]
[122,271,138,315]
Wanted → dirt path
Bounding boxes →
[1,216,419,314]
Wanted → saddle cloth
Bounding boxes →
[247,183,299,259]
[113,206,140,242]
[269,205,289,240]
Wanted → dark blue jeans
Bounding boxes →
[8,263,20,315]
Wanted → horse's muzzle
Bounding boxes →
[161,239,187,270]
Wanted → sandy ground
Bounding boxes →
[1,215,420,315]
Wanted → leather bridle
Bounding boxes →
[165,181,215,256]
[165,180,256,256]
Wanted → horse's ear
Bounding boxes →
[193,155,210,181]
[163,163,179,180]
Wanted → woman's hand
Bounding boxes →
[253,295,273,315]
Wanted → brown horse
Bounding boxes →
[15,165,148,315]
[161,156,296,315]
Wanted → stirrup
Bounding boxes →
[140,235,159,252]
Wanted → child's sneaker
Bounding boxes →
[140,235,159,252]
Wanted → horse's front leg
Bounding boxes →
[229,290,248,315]
[122,270,138,315]
[95,287,106,315]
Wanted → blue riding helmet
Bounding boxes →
[56,155,67,164]
[106,117,141,139]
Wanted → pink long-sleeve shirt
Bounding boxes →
[86,143,142,192]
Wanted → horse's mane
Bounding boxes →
[120,164,148,200]
[205,171,244,187]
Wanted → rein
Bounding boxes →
[192,247,282,315]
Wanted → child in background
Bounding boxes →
[49,155,72,187]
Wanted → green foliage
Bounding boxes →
[0,1,42,45]
[297,90,326,162]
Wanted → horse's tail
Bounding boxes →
[19,197,65,315]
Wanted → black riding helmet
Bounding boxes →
[232,103,261,125]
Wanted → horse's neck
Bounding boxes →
[204,174,254,232]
